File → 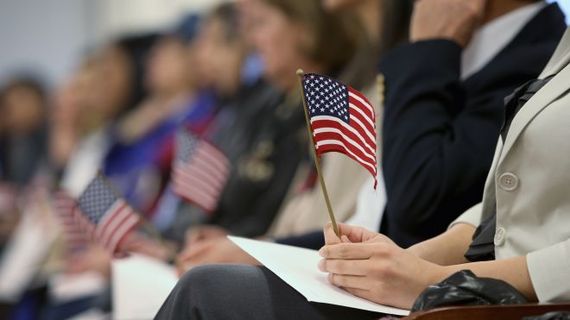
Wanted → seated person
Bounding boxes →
[104,14,216,216]
[0,77,48,187]
[155,18,570,320]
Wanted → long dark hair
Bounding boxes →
[378,0,414,56]
[338,0,414,90]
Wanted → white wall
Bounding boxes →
[93,0,228,40]
[0,0,97,86]
[0,0,227,88]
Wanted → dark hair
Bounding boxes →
[113,33,158,113]
[0,76,47,103]
[378,0,414,55]
[207,2,240,42]
[335,0,414,90]
[262,0,361,75]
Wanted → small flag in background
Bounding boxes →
[301,73,378,188]
[53,191,92,252]
[77,175,140,253]
[172,128,230,213]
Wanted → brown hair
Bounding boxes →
[261,0,363,75]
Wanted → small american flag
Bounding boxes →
[301,73,378,187]
[53,191,92,252]
[77,175,140,253]
[172,128,229,213]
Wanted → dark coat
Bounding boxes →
[379,3,567,247]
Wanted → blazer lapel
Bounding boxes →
[498,55,570,164]
[539,27,570,78]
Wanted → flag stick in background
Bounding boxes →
[376,74,385,110]
[296,69,339,237]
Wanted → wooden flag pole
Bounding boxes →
[296,69,339,237]
[376,74,385,108]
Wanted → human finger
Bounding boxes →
[328,273,370,290]
[319,243,375,259]
[318,258,369,276]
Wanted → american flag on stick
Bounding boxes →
[171,128,230,213]
[76,175,140,253]
[301,73,378,188]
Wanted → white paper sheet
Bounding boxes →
[0,201,59,302]
[229,236,410,316]
[49,272,107,303]
[112,254,178,320]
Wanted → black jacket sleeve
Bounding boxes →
[275,230,324,250]
[379,40,533,245]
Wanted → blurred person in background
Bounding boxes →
[0,77,49,187]
[56,37,153,197]
[39,36,156,320]
[149,1,279,245]
[0,77,49,259]
[103,14,216,217]
[152,3,261,245]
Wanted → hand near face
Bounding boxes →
[319,224,449,309]
[410,0,487,47]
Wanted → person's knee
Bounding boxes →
[180,265,256,304]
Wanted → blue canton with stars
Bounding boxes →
[176,129,199,162]
[78,175,119,224]
[303,74,350,123]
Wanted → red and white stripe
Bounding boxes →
[311,87,377,180]
[172,141,229,213]
[53,192,91,250]
[93,199,140,253]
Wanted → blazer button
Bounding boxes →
[494,227,506,246]
[498,172,519,191]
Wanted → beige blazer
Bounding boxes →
[453,27,570,303]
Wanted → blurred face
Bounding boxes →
[194,17,244,95]
[2,86,45,134]
[249,0,309,90]
[146,37,192,95]
[93,46,133,117]
[322,0,363,11]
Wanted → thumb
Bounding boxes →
[323,223,342,244]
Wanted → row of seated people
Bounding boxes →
[155,0,570,319]
[0,0,568,318]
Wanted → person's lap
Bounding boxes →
[154,264,383,320]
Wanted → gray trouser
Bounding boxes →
[154,264,383,320]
